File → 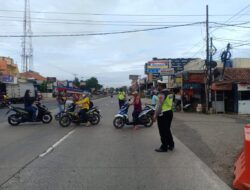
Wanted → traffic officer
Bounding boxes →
[153,80,174,152]
[118,89,126,109]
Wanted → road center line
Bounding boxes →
[39,129,75,158]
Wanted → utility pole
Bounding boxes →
[205,5,210,113]
[21,0,33,72]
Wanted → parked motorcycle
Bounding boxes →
[6,101,52,126]
[174,101,192,112]
[113,102,155,129]
[59,103,101,127]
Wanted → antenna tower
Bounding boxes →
[21,0,33,72]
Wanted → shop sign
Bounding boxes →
[211,83,232,91]
[160,68,175,76]
[57,81,68,87]
[1,75,17,84]
[183,83,201,89]
[238,84,250,91]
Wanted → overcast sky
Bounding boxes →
[0,0,250,87]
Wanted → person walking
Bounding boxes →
[153,80,174,152]
[151,90,159,107]
[118,89,126,109]
[56,90,66,114]
[131,91,142,130]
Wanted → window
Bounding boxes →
[238,91,250,101]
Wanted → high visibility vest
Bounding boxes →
[118,92,125,100]
[162,94,174,112]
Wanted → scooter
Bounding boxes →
[113,101,155,129]
[6,101,52,126]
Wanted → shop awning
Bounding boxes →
[211,82,232,91]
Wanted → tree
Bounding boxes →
[73,77,80,87]
[39,81,48,92]
[85,77,102,90]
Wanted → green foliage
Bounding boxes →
[85,77,102,90]
[73,77,80,87]
[39,81,48,92]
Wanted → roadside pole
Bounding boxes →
[205,5,210,113]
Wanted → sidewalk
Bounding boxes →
[172,112,246,187]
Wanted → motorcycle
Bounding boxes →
[6,101,52,126]
[113,102,155,129]
[174,100,192,112]
[58,103,101,127]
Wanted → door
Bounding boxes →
[238,90,250,114]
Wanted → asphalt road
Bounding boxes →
[0,97,232,190]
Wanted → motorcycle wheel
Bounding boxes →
[8,114,21,126]
[144,115,153,127]
[42,113,53,124]
[90,113,100,125]
[113,117,125,129]
[59,115,71,127]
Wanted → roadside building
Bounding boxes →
[178,58,250,114]
[0,57,19,98]
[212,68,250,114]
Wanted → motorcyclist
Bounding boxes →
[75,94,91,126]
[24,89,37,121]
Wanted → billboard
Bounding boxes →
[47,77,56,83]
[129,75,139,80]
[145,60,171,74]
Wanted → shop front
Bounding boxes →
[237,84,250,114]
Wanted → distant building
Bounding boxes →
[0,57,19,76]
[19,71,46,82]
[144,57,198,87]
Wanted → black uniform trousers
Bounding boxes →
[119,99,125,109]
[157,110,174,150]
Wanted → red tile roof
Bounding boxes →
[223,68,250,83]
[20,71,46,81]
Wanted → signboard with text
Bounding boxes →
[129,75,139,80]
[160,68,175,76]
[145,60,171,74]
[1,75,17,84]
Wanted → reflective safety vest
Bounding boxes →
[162,94,174,112]
[118,91,125,100]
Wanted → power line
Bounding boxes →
[1,9,250,17]
[210,4,250,33]
[211,21,250,29]
[0,21,204,38]
[233,42,250,48]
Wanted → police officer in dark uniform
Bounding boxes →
[153,80,175,152]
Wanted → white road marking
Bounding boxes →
[39,130,75,158]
